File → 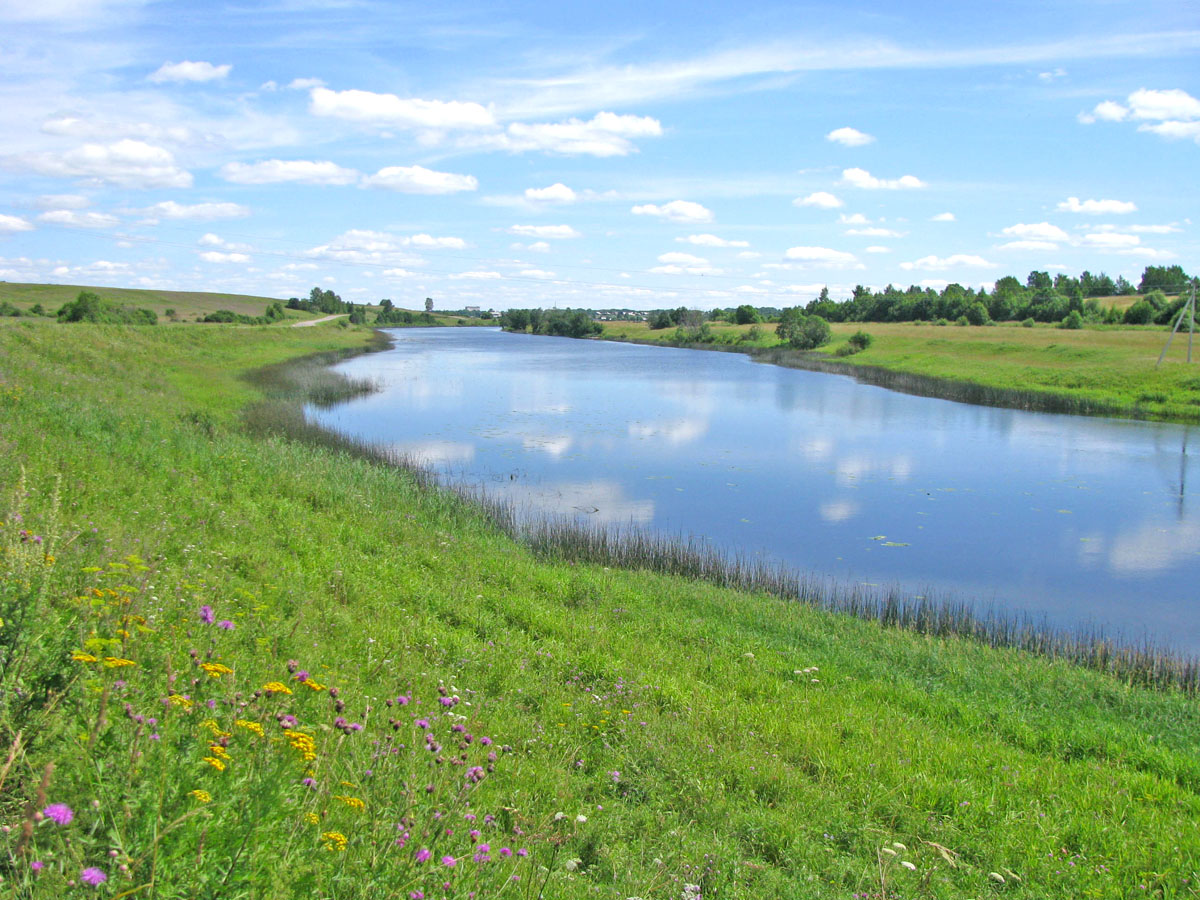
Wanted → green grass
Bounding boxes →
[601,319,1200,422]
[1,319,1198,898]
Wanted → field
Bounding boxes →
[1,318,1198,899]
[601,319,1200,422]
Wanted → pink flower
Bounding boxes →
[415,848,432,863]
[441,855,457,867]
[81,867,107,885]
[43,803,73,825]
[199,605,214,624]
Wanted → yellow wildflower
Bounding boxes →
[189,790,212,803]
[304,680,326,691]
[71,651,99,663]
[235,719,264,737]
[202,756,226,772]
[305,812,319,825]
[284,730,317,763]
[200,662,233,678]
[263,681,293,695]
[333,795,365,811]
[209,744,231,760]
[44,554,55,566]
[168,694,194,710]
[321,831,348,852]
[103,657,137,668]
[200,720,232,738]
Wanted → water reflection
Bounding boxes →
[311,328,1200,653]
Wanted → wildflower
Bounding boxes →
[322,831,348,852]
[217,620,234,630]
[71,651,99,663]
[285,730,317,762]
[900,860,917,871]
[168,694,194,709]
[295,670,310,682]
[200,720,231,738]
[305,812,319,825]
[208,744,231,760]
[610,770,621,783]
[334,795,365,811]
[235,719,265,737]
[81,867,108,885]
[200,663,233,678]
[31,861,45,871]
[415,848,432,863]
[189,790,212,803]
[575,814,587,824]
[202,756,226,772]
[441,855,457,867]
[103,657,137,668]
[263,682,293,695]
[43,803,73,825]
[305,680,325,691]
[199,606,214,625]
[564,858,581,872]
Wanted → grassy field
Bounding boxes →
[601,319,1200,422]
[1,318,1198,899]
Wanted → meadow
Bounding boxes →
[0,318,1198,899]
[600,319,1200,422]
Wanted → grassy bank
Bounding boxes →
[1,320,1198,899]
[601,320,1200,422]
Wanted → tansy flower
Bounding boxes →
[334,795,365,811]
[199,663,233,678]
[263,682,293,695]
[235,719,264,737]
[71,651,98,663]
[168,694,194,709]
[202,756,226,772]
[321,831,348,852]
[305,812,319,825]
[189,790,212,803]
[103,657,137,668]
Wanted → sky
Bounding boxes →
[0,0,1197,311]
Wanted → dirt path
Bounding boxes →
[292,314,347,327]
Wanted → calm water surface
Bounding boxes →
[310,328,1200,653]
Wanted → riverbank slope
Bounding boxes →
[1,320,1197,899]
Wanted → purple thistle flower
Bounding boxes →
[81,867,107,886]
[217,620,234,630]
[410,893,424,900]
[517,848,529,857]
[31,861,45,871]
[43,803,73,825]
[441,855,457,867]
[499,847,512,858]
[199,605,214,625]
[295,670,309,682]
[416,718,430,729]
[415,848,432,863]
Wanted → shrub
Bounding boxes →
[1022,317,1036,328]
[955,315,969,327]
[847,330,873,351]
[1059,310,1084,330]
[1123,300,1155,325]
[964,302,990,326]
[57,291,157,324]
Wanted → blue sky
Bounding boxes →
[0,0,1196,310]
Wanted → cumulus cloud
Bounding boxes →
[865,245,891,253]
[288,77,325,90]
[35,193,89,209]
[198,251,250,263]
[219,159,359,186]
[842,167,925,190]
[997,240,1059,251]
[408,233,467,249]
[37,209,119,228]
[826,126,875,146]
[931,212,956,222]
[494,112,663,157]
[784,246,859,266]
[1081,88,1200,143]
[794,191,843,209]
[1001,222,1069,242]
[677,234,749,248]
[519,269,556,279]
[1057,196,1136,215]
[0,214,34,233]
[657,252,708,265]
[838,212,869,225]
[304,230,424,266]
[449,270,503,280]
[1081,232,1140,248]
[138,200,250,222]
[310,88,495,130]
[361,165,478,194]
[900,254,994,271]
[14,140,192,189]
[845,226,904,237]
[524,183,576,203]
[508,224,582,239]
[149,61,232,84]
[631,200,714,224]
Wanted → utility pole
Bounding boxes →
[1156,280,1198,368]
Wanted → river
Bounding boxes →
[308,327,1200,654]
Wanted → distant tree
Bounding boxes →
[776,308,831,349]
[964,302,991,326]
[648,310,673,330]
[1114,275,1136,296]
[1123,300,1155,325]
[425,297,434,313]
[734,304,761,325]
[1139,265,1190,294]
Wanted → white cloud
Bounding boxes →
[657,252,708,265]
[1092,100,1129,122]
[508,224,581,239]
[737,250,761,259]
[1001,222,1069,242]
[139,200,250,221]
[1038,67,1067,82]
[1057,196,1136,215]
[677,234,749,248]
[519,269,556,279]
[287,77,325,90]
[846,226,904,237]
[526,241,551,253]
[199,251,250,263]
[1138,120,1200,141]
[826,126,875,146]
[900,254,994,271]
[493,112,663,157]
[37,209,119,228]
[842,167,925,190]
[382,267,417,277]
[650,263,722,275]
[1118,247,1175,259]
[304,230,424,266]
[865,245,891,253]
[631,200,714,224]
[1081,232,1139,248]
[784,246,859,266]
[14,140,192,189]
[408,234,467,249]
[310,87,495,130]
[931,212,956,222]
[35,193,89,210]
[838,212,870,224]
[149,60,232,84]
[1082,89,1200,143]
[0,214,34,233]
[524,183,576,203]
[219,159,359,186]
[1127,88,1200,121]
[794,191,843,209]
[450,270,503,280]
[997,240,1059,251]
[361,165,478,194]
